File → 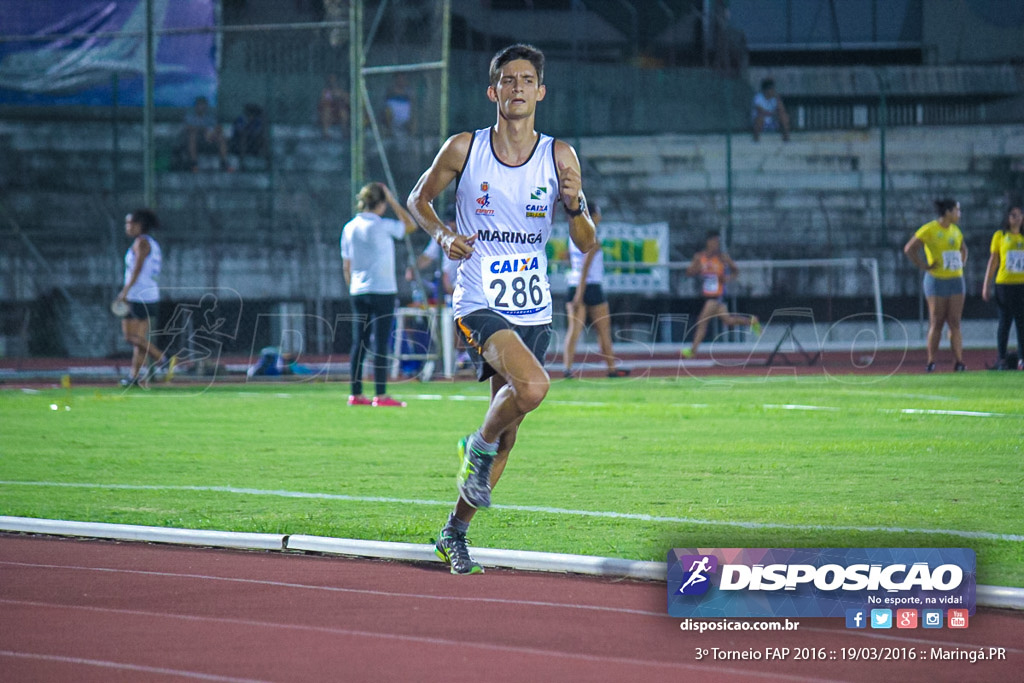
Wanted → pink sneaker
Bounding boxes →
[348,395,372,406]
[372,395,406,408]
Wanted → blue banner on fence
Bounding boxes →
[0,0,217,107]
[667,548,976,619]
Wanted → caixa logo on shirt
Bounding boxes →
[489,255,541,274]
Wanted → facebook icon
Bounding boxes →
[845,609,867,629]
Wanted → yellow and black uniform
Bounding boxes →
[989,229,1024,367]
[990,230,1024,285]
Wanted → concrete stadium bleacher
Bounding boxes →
[2,117,1020,357]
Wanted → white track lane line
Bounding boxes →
[0,566,664,617]
[0,600,826,681]
[7,568,1022,656]
[0,649,269,683]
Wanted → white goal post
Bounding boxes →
[605,257,886,341]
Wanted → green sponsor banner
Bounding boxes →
[548,222,668,293]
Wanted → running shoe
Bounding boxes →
[926,362,936,373]
[348,395,372,406]
[372,395,406,407]
[607,368,630,378]
[119,376,140,388]
[681,348,694,359]
[954,362,966,372]
[457,434,495,508]
[149,354,177,383]
[750,317,762,337]
[434,527,483,575]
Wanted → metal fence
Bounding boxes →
[1,1,1022,369]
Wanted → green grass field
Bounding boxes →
[2,372,1022,586]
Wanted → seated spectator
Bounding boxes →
[318,73,350,139]
[230,103,268,167]
[184,96,232,171]
[751,78,790,142]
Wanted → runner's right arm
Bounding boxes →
[407,133,477,260]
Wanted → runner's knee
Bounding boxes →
[512,372,549,413]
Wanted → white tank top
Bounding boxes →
[566,240,604,287]
[124,235,162,303]
[453,127,558,325]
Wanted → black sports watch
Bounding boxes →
[565,196,585,218]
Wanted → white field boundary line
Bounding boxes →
[399,394,1023,418]
[228,389,1019,417]
[31,388,1022,418]
[2,520,1023,612]
[2,483,1023,544]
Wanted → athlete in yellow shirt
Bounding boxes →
[982,204,1024,369]
[903,198,968,372]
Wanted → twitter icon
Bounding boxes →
[870,609,892,629]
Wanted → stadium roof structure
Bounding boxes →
[454,4,626,45]
[749,64,1024,98]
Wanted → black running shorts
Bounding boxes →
[456,308,552,382]
[567,283,607,307]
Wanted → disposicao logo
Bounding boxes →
[676,555,718,595]
[667,548,976,619]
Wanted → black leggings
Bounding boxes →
[995,283,1024,362]
[349,294,395,396]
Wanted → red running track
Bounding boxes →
[1,534,1021,682]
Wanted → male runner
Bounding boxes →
[407,43,596,574]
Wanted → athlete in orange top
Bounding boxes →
[681,231,760,358]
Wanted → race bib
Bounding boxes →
[942,250,963,271]
[1006,250,1024,273]
[481,251,550,316]
[702,274,720,296]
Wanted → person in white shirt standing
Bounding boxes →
[341,182,418,406]
[116,208,174,387]
[408,43,597,574]
[562,202,629,378]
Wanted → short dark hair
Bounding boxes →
[934,198,958,216]
[706,230,721,241]
[489,43,545,86]
[128,208,159,233]
[760,78,775,92]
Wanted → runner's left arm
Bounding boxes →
[554,141,596,254]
